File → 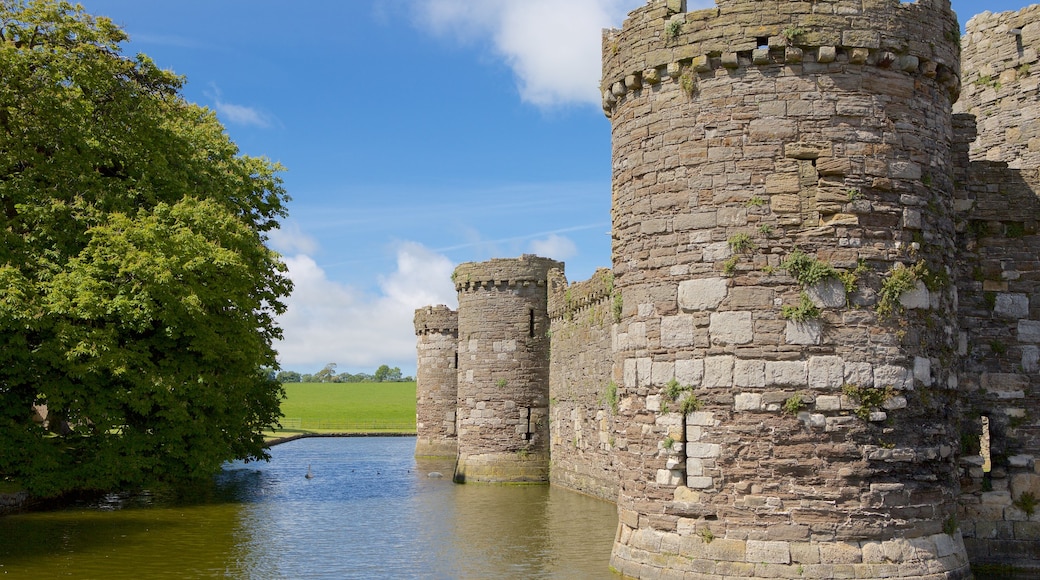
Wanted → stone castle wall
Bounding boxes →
[547,267,619,501]
[452,256,561,483]
[413,1,1040,576]
[952,106,1040,567]
[955,5,1040,169]
[414,305,458,458]
[602,0,968,577]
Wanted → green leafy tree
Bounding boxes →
[313,363,337,383]
[374,365,390,382]
[275,371,302,383]
[0,0,292,497]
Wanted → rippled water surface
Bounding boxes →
[0,437,620,579]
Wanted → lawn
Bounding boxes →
[269,382,416,437]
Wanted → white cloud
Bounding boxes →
[528,233,578,261]
[206,84,272,128]
[413,0,644,107]
[274,242,457,373]
[267,221,320,256]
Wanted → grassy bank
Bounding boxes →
[266,382,416,439]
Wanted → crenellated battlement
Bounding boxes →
[547,268,614,322]
[452,254,561,292]
[602,0,961,116]
[413,305,457,336]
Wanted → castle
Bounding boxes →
[414,1,1040,577]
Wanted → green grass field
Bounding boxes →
[270,382,416,436]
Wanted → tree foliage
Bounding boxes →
[0,0,292,497]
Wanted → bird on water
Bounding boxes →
[305,464,314,479]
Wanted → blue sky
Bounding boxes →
[81,0,1030,375]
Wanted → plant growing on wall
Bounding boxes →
[663,379,702,415]
[667,19,683,40]
[780,292,820,322]
[841,383,894,420]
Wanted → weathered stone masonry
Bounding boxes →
[413,305,458,458]
[414,1,1040,577]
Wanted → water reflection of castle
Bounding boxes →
[415,1,1040,577]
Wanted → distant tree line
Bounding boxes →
[274,363,413,384]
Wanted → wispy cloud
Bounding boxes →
[274,241,457,373]
[267,221,320,256]
[433,222,606,253]
[206,84,274,128]
[529,233,578,261]
[411,0,645,108]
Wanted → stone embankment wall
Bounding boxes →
[452,255,561,483]
[601,0,968,577]
[414,305,459,458]
[547,268,619,501]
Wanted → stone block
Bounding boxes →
[705,539,746,562]
[710,311,753,345]
[735,393,763,412]
[807,278,846,308]
[1022,346,1039,373]
[843,362,873,388]
[808,356,844,389]
[687,443,720,458]
[717,207,747,227]
[765,361,807,386]
[898,280,929,310]
[675,211,717,230]
[749,119,798,141]
[746,540,791,564]
[702,242,733,262]
[704,356,735,388]
[819,541,861,564]
[913,357,932,386]
[786,320,821,345]
[734,359,766,388]
[1019,320,1040,343]
[995,293,1029,318]
[873,365,911,390]
[652,362,675,386]
[687,411,714,427]
[647,394,662,412]
[624,357,653,388]
[816,395,842,411]
[790,542,820,564]
[629,321,648,348]
[889,161,922,180]
[657,469,683,485]
[687,476,713,489]
[676,359,705,386]
[662,314,699,348]
[766,174,801,195]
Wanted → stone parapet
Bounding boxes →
[453,254,562,292]
[602,0,960,116]
[413,304,458,335]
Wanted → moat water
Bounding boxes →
[0,437,620,579]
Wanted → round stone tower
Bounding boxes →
[955,5,1040,169]
[414,305,459,458]
[602,0,969,578]
[452,255,562,483]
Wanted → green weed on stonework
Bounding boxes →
[781,292,820,322]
